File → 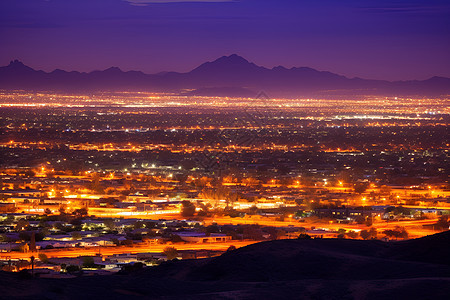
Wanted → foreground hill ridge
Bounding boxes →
[1,55,450,97]
[1,231,449,299]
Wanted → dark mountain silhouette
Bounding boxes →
[1,55,449,98]
[1,231,449,299]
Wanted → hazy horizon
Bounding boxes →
[3,54,449,82]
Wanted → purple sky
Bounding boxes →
[1,0,449,80]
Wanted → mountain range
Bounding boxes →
[1,54,449,98]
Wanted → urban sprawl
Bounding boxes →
[0,91,448,278]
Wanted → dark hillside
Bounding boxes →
[1,231,449,299]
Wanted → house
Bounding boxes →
[36,240,78,249]
[313,207,373,220]
[177,232,231,243]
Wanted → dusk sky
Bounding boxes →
[1,0,449,80]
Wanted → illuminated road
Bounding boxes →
[2,213,439,261]
[90,212,440,238]
[0,240,258,260]
[203,215,438,228]
[0,217,442,260]
[201,216,440,239]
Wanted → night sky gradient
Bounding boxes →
[1,0,449,80]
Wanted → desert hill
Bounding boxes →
[1,231,449,299]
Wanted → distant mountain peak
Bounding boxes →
[8,59,27,68]
[272,65,287,71]
[5,59,35,72]
[103,66,123,73]
[190,54,263,74]
[215,54,250,64]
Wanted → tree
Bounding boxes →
[396,227,408,239]
[276,229,286,239]
[88,173,104,193]
[434,216,450,231]
[346,231,358,239]
[120,262,145,273]
[58,205,66,215]
[170,234,184,243]
[16,219,29,231]
[297,233,312,239]
[73,208,88,218]
[19,232,31,241]
[24,170,36,177]
[16,230,43,243]
[227,245,236,252]
[224,208,240,218]
[163,246,178,260]
[65,265,80,273]
[393,206,413,217]
[337,228,346,235]
[368,227,378,239]
[104,219,116,231]
[0,234,8,243]
[145,221,156,229]
[38,253,49,263]
[133,221,144,230]
[383,226,408,240]
[19,244,29,253]
[205,224,220,235]
[360,230,370,240]
[181,201,196,218]
[353,182,369,194]
[355,216,365,224]
[70,218,83,230]
[82,256,95,268]
[197,209,208,217]
[15,260,30,272]
[71,232,82,240]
